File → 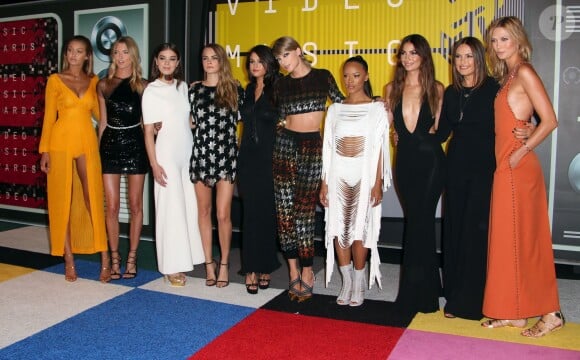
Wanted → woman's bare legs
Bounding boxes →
[124,174,145,278]
[215,180,234,287]
[195,182,216,285]
[103,173,122,279]
[75,155,110,282]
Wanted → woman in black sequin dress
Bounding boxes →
[189,44,244,288]
[97,37,148,280]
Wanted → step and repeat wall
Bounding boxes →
[212,0,579,262]
[0,1,163,227]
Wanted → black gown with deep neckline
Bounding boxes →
[393,98,445,314]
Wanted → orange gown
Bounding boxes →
[38,74,107,256]
[483,65,560,319]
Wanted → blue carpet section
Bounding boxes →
[0,288,255,360]
[42,259,162,286]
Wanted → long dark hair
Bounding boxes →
[451,37,488,91]
[343,55,373,98]
[388,34,440,117]
[150,42,183,88]
[246,44,281,88]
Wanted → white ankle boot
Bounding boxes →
[336,263,353,305]
[350,267,366,307]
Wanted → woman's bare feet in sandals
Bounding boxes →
[481,318,527,328]
[521,312,565,338]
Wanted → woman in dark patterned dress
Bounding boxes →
[189,44,244,288]
[238,45,282,294]
[271,36,344,302]
[97,36,148,280]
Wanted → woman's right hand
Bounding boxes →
[319,182,329,207]
[151,163,168,187]
[40,152,50,174]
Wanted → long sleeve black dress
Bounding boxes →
[238,82,281,274]
[438,77,499,320]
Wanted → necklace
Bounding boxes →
[458,87,473,121]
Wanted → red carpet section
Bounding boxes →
[190,309,405,360]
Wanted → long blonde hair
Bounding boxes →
[271,36,311,69]
[203,43,239,111]
[486,16,532,84]
[107,36,145,94]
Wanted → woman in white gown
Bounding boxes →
[142,43,203,286]
[320,56,391,306]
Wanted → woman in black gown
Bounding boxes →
[385,34,445,314]
[437,37,499,320]
[238,45,281,293]
[97,36,148,280]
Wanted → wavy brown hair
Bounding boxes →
[388,34,440,118]
[203,43,239,111]
[486,16,532,84]
[107,36,145,94]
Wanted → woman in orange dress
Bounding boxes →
[39,35,109,282]
[481,16,563,337]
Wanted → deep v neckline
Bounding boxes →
[56,74,91,99]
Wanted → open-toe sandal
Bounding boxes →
[122,250,138,279]
[216,262,229,288]
[258,274,271,290]
[521,311,565,338]
[110,250,122,280]
[205,260,217,287]
[481,318,527,328]
[245,273,258,294]
[64,253,77,282]
[288,277,301,301]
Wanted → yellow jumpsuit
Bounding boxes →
[38,74,107,256]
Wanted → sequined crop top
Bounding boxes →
[273,68,344,119]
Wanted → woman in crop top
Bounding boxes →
[272,36,344,302]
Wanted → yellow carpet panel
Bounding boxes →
[0,263,36,282]
[409,310,580,351]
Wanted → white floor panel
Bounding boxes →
[0,270,132,349]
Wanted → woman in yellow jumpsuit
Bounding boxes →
[39,35,109,282]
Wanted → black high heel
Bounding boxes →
[216,262,229,288]
[258,274,271,290]
[110,251,122,280]
[122,250,138,279]
[205,260,217,287]
[245,273,258,294]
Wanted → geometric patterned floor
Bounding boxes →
[1,225,579,359]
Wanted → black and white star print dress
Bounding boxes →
[189,82,244,187]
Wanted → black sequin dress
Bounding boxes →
[98,77,148,174]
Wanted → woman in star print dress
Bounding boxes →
[189,43,244,288]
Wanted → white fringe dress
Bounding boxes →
[321,101,391,288]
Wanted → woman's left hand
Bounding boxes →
[371,184,382,207]
[509,146,528,169]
